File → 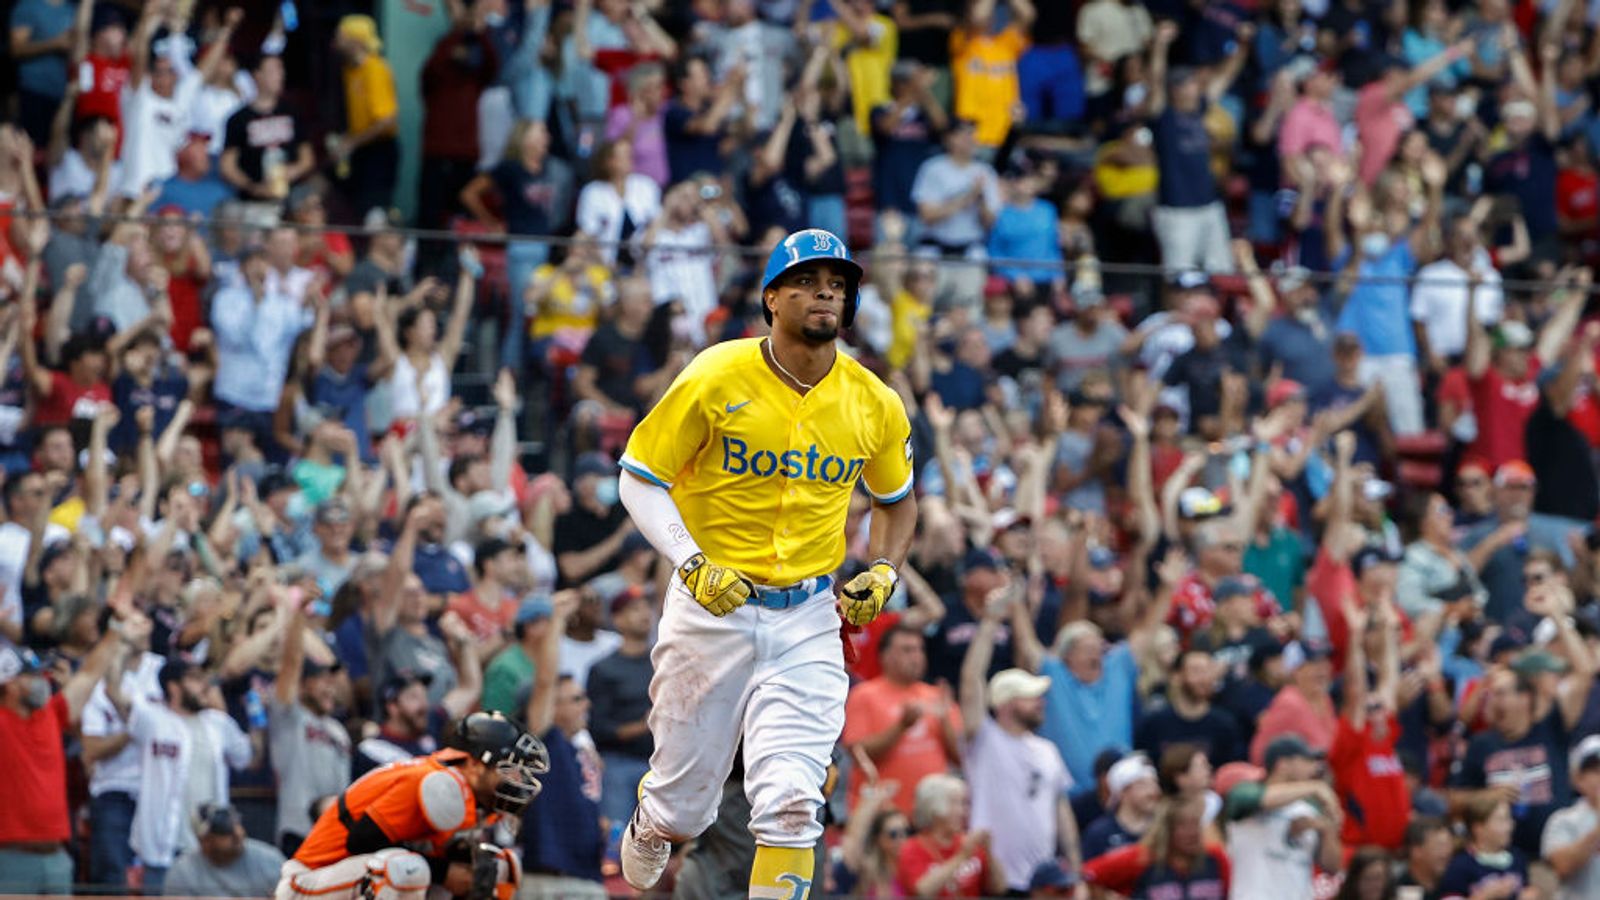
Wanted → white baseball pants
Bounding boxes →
[639,577,847,849]
[275,850,437,900]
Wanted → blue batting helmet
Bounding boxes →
[760,228,863,327]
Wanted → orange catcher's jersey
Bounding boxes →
[295,748,481,868]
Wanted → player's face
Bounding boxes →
[768,262,848,344]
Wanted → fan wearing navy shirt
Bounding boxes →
[109,329,187,455]
[870,62,947,222]
[1134,648,1244,764]
[1484,91,1559,245]
[1447,592,1593,856]
[1145,19,1236,274]
[395,496,472,599]
[663,57,734,181]
[309,323,393,468]
[353,671,461,779]
[520,593,604,896]
[1082,755,1160,862]
[1436,797,1528,900]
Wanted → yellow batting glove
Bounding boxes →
[841,560,898,626]
[678,552,754,616]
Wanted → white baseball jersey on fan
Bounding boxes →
[81,652,166,798]
[127,700,251,867]
[117,41,202,199]
[644,221,717,345]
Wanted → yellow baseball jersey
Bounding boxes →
[621,338,914,585]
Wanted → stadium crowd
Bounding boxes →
[6,0,1600,898]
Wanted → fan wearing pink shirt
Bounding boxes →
[1355,42,1472,185]
[1279,63,1343,176]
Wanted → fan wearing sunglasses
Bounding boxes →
[836,754,908,899]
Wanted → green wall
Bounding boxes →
[379,0,454,220]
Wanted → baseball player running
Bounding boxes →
[274,711,546,900]
[617,228,918,898]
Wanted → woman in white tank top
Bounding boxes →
[386,260,478,424]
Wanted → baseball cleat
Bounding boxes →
[620,807,671,890]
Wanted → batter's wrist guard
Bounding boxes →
[678,552,754,617]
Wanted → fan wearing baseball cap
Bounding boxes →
[956,586,1081,893]
[1081,754,1160,861]
[1449,584,1596,857]
[0,617,142,893]
[1541,734,1600,897]
[1463,458,1583,624]
[1223,731,1342,900]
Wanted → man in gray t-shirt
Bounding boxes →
[371,619,460,711]
[1542,735,1600,900]
[164,806,285,897]
[269,655,351,854]
[1049,291,1128,391]
[910,122,1001,254]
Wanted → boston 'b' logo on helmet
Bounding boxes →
[812,232,833,253]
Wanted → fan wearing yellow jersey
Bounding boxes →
[614,229,918,899]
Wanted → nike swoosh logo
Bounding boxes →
[725,400,752,413]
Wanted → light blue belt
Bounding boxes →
[750,575,833,610]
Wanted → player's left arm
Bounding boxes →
[841,395,917,626]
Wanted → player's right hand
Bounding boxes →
[677,552,754,616]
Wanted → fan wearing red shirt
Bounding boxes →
[1167,519,1280,645]
[1312,545,1416,674]
[1082,793,1230,899]
[895,774,1006,898]
[843,627,963,816]
[446,537,527,654]
[0,621,130,893]
[75,7,133,140]
[22,325,112,428]
[1556,156,1598,264]
[1464,307,1544,471]
[1328,600,1410,851]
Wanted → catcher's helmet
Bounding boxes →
[760,228,863,327]
[449,712,550,816]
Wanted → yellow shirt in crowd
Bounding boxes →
[950,26,1030,147]
[343,53,399,138]
[834,14,898,135]
[888,288,931,371]
[528,263,612,338]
